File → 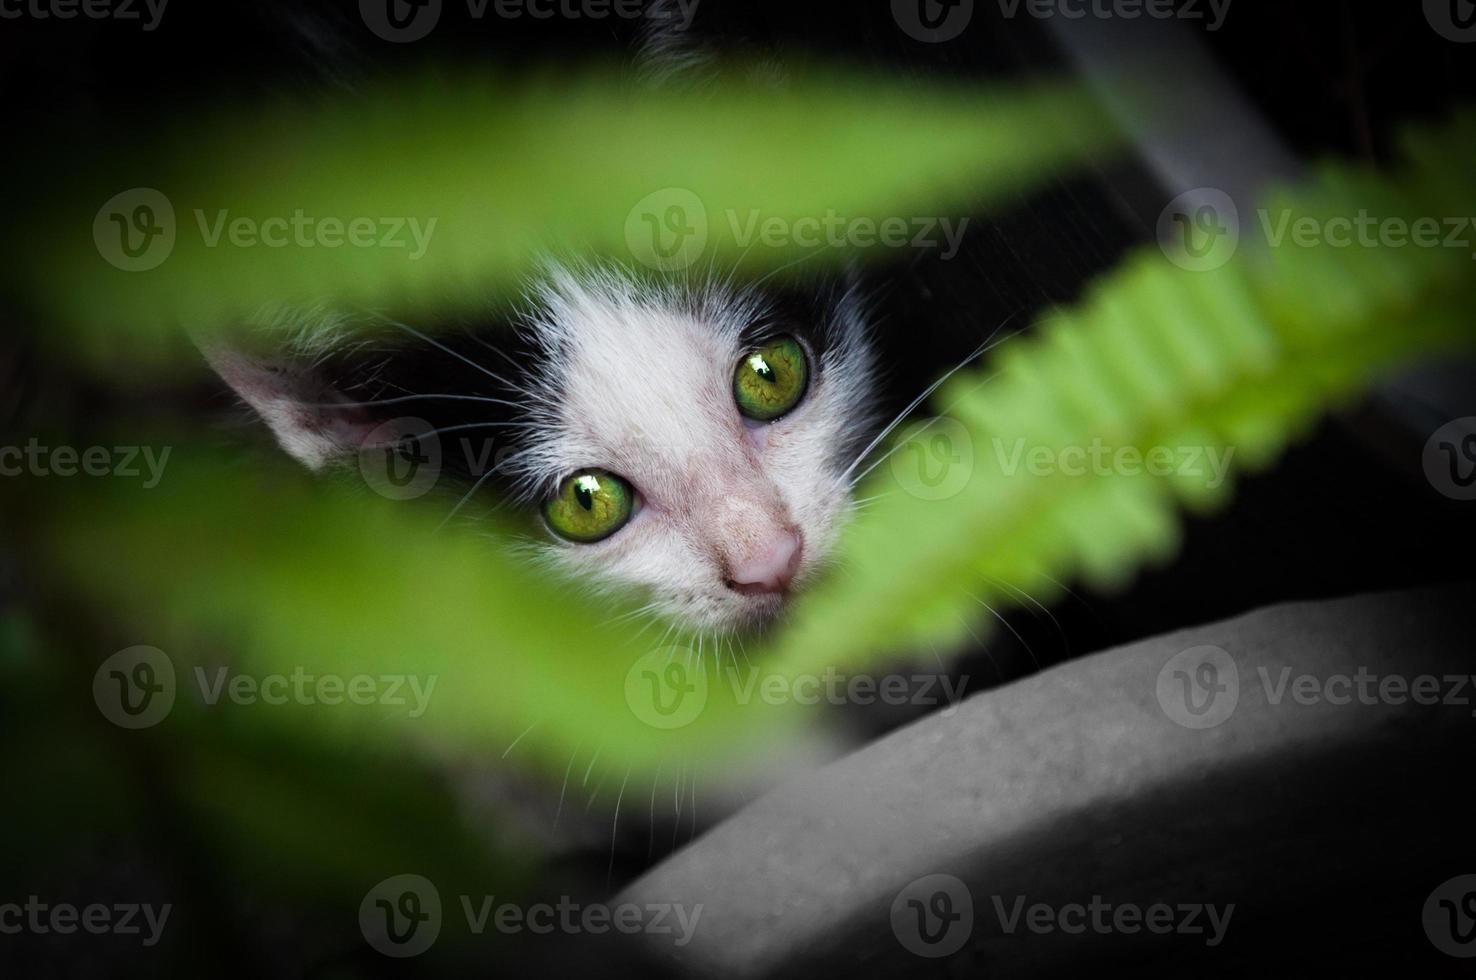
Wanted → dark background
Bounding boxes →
[2,1,1474,976]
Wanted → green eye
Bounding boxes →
[543,470,634,543]
[734,335,809,422]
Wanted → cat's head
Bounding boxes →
[206,265,877,634]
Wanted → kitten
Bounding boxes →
[205,264,879,635]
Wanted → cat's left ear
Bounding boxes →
[198,341,389,471]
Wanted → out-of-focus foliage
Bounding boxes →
[13,65,1117,365]
[20,107,1476,774]
[773,111,1476,673]
[27,452,795,772]
[6,64,1475,910]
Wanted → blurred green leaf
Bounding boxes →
[771,110,1476,673]
[18,453,811,778]
[15,64,1120,364]
[9,74,1474,794]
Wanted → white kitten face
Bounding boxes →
[512,268,875,634]
[210,267,876,636]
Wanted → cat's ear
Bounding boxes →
[199,341,387,471]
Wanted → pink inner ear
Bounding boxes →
[201,343,382,470]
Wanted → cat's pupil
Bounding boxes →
[574,478,596,511]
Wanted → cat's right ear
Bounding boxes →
[198,341,388,471]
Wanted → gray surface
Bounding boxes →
[621,585,1475,977]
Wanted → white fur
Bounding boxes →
[209,264,876,636]
[510,264,875,634]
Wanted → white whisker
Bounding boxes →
[838,315,1021,487]
[501,720,539,760]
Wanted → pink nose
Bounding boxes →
[726,532,804,596]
